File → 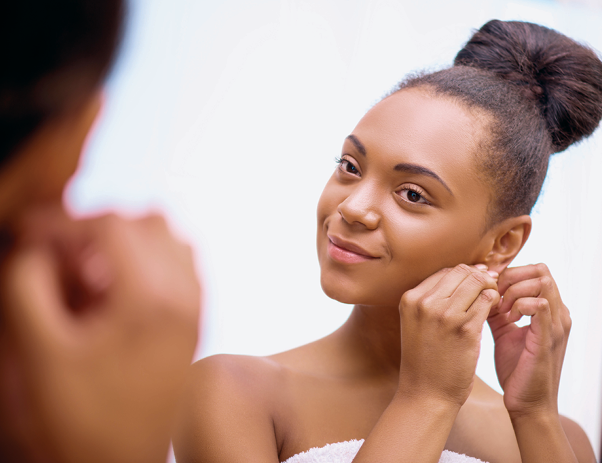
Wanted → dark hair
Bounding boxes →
[391,20,602,224]
[0,0,125,166]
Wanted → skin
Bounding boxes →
[0,93,201,463]
[174,89,596,463]
[0,94,102,224]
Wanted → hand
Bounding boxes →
[0,208,201,463]
[487,264,571,418]
[398,264,499,407]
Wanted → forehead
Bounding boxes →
[352,88,487,193]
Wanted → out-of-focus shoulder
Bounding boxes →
[174,354,284,463]
[188,354,286,401]
[559,415,596,463]
[191,353,284,379]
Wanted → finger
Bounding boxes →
[466,289,501,327]
[137,211,170,232]
[446,268,498,312]
[497,278,543,314]
[92,214,200,323]
[497,263,552,296]
[17,208,111,294]
[498,279,560,325]
[135,213,197,274]
[487,309,518,339]
[2,246,71,352]
[60,244,113,311]
[429,264,495,299]
[77,245,113,296]
[506,298,552,335]
[25,215,114,306]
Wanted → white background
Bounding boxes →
[66,0,602,459]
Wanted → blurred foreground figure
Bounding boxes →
[0,2,201,462]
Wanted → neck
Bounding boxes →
[335,304,402,375]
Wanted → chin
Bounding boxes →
[319,272,401,307]
[320,280,358,305]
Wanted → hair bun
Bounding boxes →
[455,19,602,152]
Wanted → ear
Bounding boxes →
[481,215,531,274]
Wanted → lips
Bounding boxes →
[327,235,378,263]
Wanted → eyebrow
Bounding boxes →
[346,134,366,156]
[394,163,454,196]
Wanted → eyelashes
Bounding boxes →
[335,156,360,176]
[397,185,430,205]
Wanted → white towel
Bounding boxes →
[281,439,487,463]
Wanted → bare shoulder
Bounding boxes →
[559,415,596,463]
[189,353,284,392]
[173,354,285,463]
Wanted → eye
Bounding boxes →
[397,185,430,205]
[335,156,361,177]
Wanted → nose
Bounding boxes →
[337,184,381,230]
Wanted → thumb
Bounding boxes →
[2,245,73,355]
[487,307,517,341]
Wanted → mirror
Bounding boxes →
[69,0,602,459]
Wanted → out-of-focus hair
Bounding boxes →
[0,0,125,166]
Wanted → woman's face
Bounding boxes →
[317,89,496,306]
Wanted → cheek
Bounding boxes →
[386,209,487,280]
[316,175,346,240]
[343,212,486,305]
[34,145,81,203]
[317,175,339,218]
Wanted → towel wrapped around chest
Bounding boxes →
[281,439,488,463]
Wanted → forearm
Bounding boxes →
[511,413,578,463]
[352,392,459,463]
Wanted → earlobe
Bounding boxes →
[483,215,531,274]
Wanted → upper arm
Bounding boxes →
[173,355,280,463]
[560,415,596,463]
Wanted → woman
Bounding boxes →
[174,20,601,463]
[0,1,200,462]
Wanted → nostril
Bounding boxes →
[337,205,351,225]
[337,201,380,230]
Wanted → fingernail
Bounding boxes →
[475,264,488,270]
[80,250,112,294]
[487,270,499,278]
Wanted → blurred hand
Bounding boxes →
[0,207,201,463]
[487,264,571,418]
[398,264,499,407]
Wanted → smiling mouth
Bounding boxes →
[327,236,378,264]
